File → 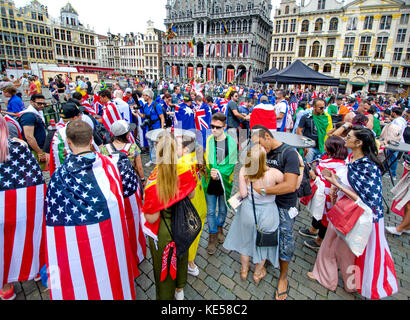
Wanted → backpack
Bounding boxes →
[277,145,312,199]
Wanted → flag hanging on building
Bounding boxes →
[44,153,139,300]
[0,140,46,289]
[223,22,229,34]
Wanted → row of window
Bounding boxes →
[2,18,24,31]
[26,22,51,35]
[296,14,409,34]
[0,32,25,45]
[119,48,144,56]
[55,44,96,60]
[339,63,410,78]
[54,29,95,46]
[145,44,157,54]
[145,56,158,68]
[27,36,52,48]
[0,45,27,58]
[120,58,145,68]
[28,48,53,61]
[275,19,297,34]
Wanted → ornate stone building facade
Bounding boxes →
[162,0,273,85]
[0,0,28,71]
[144,20,164,81]
[19,0,55,65]
[119,32,145,77]
[270,0,410,95]
[52,3,98,67]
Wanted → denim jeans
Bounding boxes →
[148,138,156,164]
[278,207,296,262]
[206,194,227,235]
[386,150,399,178]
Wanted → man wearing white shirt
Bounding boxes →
[113,90,132,124]
[387,107,407,179]
[274,90,289,132]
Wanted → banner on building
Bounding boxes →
[172,66,178,78]
[216,43,220,57]
[188,67,194,79]
[239,43,243,58]
[227,69,234,83]
[232,43,237,58]
[227,43,231,58]
[207,68,214,82]
[166,65,171,77]
[217,68,223,82]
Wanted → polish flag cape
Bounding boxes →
[141,163,197,242]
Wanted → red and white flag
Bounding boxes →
[0,140,46,289]
[45,153,138,300]
[102,102,136,144]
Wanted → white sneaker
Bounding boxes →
[174,289,184,300]
[34,273,41,282]
[145,161,153,167]
[386,226,403,236]
[188,265,199,277]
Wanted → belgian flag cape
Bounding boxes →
[141,162,197,241]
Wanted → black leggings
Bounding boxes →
[312,218,327,240]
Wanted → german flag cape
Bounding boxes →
[142,162,197,241]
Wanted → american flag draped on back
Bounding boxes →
[347,157,398,300]
[0,140,46,288]
[45,153,138,300]
[4,115,23,139]
[102,101,136,144]
[289,94,299,118]
[103,148,146,265]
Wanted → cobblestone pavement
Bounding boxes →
[12,153,410,301]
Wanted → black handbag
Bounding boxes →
[250,183,279,248]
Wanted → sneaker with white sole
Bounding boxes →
[34,273,41,282]
[304,239,321,251]
[188,265,199,277]
[0,285,16,301]
[145,161,153,167]
[386,226,403,236]
[299,229,318,239]
[174,290,184,300]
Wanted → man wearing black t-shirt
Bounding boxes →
[251,125,300,301]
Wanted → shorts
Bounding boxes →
[278,207,295,262]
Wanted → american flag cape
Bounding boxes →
[44,153,138,300]
[102,147,146,265]
[92,94,103,115]
[215,98,229,116]
[0,140,46,288]
[102,101,136,145]
[81,100,97,116]
[289,95,299,118]
[4,115,23,139]
[347,157,398,300]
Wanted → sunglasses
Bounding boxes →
[36,102,46,106]
[211,125,223,130]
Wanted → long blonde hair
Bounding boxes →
[156,132,179,205]
[244,145,268,182]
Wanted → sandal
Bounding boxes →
[253,267,267,284]
[240,265,250,281]
[275,281,290,301]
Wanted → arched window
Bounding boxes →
[211,22,215,34]
[329,18,338,31]
[285,6,289,14]
[301,20,309,32]
[216,22,220,34]
[315,18,323,32]
[311,41,321,57]
[226,21,231,32]
[323,64,332,73]
[237,20,242,33]
[232,21,237,33]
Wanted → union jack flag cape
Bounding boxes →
[195,103,212,149]
[0,140,46,288]
[347,157,398,300]
[45,153,138,300]
[92,94,103,115]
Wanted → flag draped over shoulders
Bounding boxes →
[347,157,398,300]
[0,140,46,289]
[142,162,197,241]
[44,153,138,300]
[313,113,333,153]
[204,134,237,208]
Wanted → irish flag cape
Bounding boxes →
[141,162,197,241]
[204,134,237,209]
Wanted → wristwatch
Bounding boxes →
[261,188,266,196]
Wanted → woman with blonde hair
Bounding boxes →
[142,132,197,300]
[224,145,284,284]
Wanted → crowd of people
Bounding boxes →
[0,73,409,301]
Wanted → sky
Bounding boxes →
[13,0,284,35]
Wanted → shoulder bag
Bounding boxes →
[250,182,278,247]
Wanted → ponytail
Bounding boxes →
[156,132,179,205]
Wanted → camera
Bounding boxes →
[141,117,153,131]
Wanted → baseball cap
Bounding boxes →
[110,120,137,137]
[60,103,81,119]
[125,88,132,93]
[183,95,192,102]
